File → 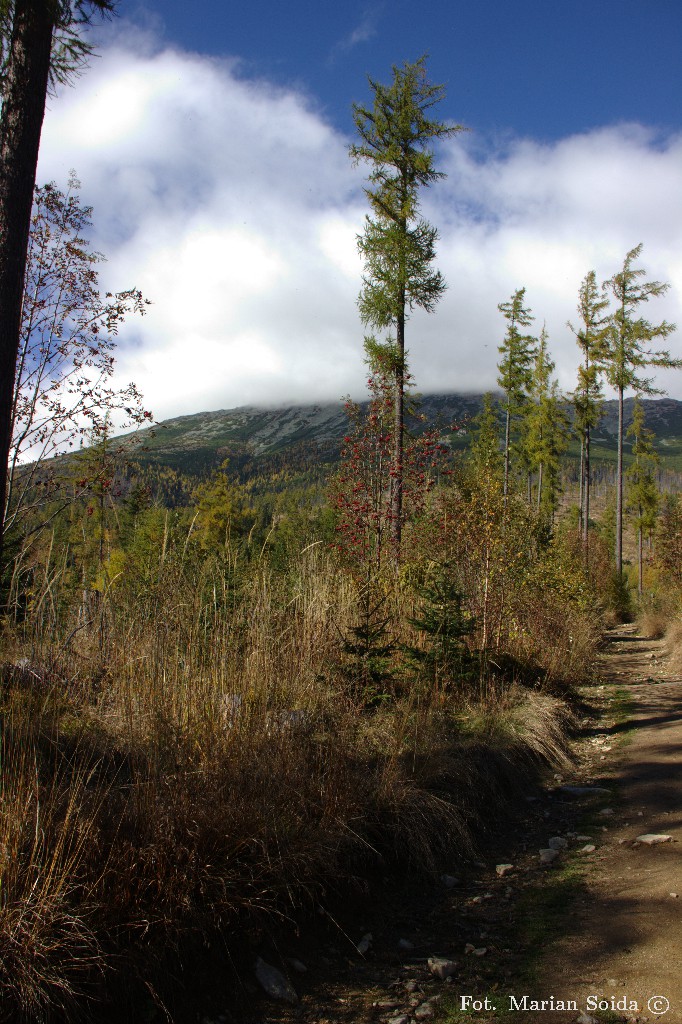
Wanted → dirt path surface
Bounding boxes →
[525,625,682,1023]
[214,626,681,1024]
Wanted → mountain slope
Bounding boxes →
[121,394,682,477]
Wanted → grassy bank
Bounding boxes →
[0,538,598,1022]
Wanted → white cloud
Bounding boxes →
[37,30,682,426]
[328,4,382,61]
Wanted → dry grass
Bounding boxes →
[639,608,669,640]
[665,616,682,677]
[0,706,104,1022]
[0,545,580,1018]
[510,596,600,689]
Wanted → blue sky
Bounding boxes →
[132,0,682,140]
[33,0,682,420]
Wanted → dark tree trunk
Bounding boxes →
[0,0,54,564]
[578,434,584,538]
[615,386,624,576]
[581,428,585,565]
[391,307,404,563]
[503,400,511,502]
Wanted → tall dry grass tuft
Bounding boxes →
[665,616,682,677]
[1,542,578,1015]
[639,607,669,640]
[0,703,104,1021]
[507,588,601,690]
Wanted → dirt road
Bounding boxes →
[524,626,682,1023]
[230,626,681,1024]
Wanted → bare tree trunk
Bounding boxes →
[616,386,624,575]
[0,0,55,564]
[584,425,591,564]
[578,435,584,538]
[638,521,643,597]
[390,303,405,564]
[481,543,490,652]
[503,401,511,503]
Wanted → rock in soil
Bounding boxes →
[427,956,457,980]
[254,957,298,1003]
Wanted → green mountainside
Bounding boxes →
[121,394,682,479]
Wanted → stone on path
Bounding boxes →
[539,848,559,864]
[428,956,457,980]
[548,836,568,850]
[496,863,514,877]
[254,957,298,1003]
[635,833,672,845]
[441,874,459,888]
[580,844,597,853]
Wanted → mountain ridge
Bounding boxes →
[119,393,486,476]
[121,393,682,472]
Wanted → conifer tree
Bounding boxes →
[496,288,536,500]
[657,494,682,594]
[458,394,507,651]
[470,391,503,481]
[568,270,609,558]
[525,326,568,520]
[350,55,461,563]
[603,244,679,576]
[404,561,474,692]
[625,398,659,597]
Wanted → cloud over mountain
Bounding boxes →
[37,26,682,421]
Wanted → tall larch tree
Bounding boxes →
[568,269,609,560]
[603,244,679,577]
[470,391,503,482]
[525,326,568,520]
[350,55,462,563]
[0,0,114,564]
[496,287,536,501]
